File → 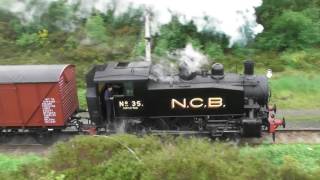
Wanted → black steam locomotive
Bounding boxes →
[86,59,272,138]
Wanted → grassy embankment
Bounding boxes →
[1,135,320,179]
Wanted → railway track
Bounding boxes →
[256,128,320,144]
[277,128,320,132]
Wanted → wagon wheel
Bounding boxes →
[0,132,11,144]
[33,131,55,145]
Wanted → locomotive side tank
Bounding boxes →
[86,60,269,137]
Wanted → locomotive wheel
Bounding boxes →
[242,124,262,138]
[168,118,197,131]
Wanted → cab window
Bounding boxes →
[123,82,134,96]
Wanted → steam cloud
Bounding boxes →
[175,43,208,74]
[0,0,263,46]
[150,44,208,82]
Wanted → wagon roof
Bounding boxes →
[0,64,73,84]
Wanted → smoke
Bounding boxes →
[67,0,114,19]
[150,63,175,82]
[175,43,208,74]
[0,0,55,23]
[0,0,263,46]
[150,43,208,82]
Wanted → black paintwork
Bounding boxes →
[86,60,270,137]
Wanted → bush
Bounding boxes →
[256,10,320,51]
[16,33,39,47]
[3,136,320,179]
[85,15,108,44]
[278,157,314,180]
[47,135,161,179]
[280,49,320,69]
[204,42,225,60]
[61,47,104,62]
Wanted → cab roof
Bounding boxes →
[94,61,151,82]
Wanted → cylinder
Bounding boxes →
[244,60,254,75]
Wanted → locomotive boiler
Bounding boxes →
[86,60,274,138]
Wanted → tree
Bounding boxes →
[41,0,75,32]
[256,10,320,50]
[16,33,39,47]
[204,42,224,60]
[154,16,188,55]
[85,15,107,44]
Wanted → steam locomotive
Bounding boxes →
[86,59,282,138]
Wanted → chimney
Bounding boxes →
[145,12,152,62]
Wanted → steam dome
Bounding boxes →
[211,63,224,79]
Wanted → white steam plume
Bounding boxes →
[0,0,263,46]
[176,43,208,74]
[150,44,209,82]
[0,0,56,23]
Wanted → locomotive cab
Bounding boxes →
[86,60,150,127]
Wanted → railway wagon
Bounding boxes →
[0,65,78,130]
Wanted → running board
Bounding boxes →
[149,130,241,137]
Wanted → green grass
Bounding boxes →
[0,154,42,172]
[270,71,320,109]
[241,144,320,171]
[283,115,320,122]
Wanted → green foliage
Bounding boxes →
[231,45,256,59]
[64,35,78,49]
[62,47,105,62]
[154,17,188,55]
[132,36,146,57]
[47,135,161,179]
[41,0,75,32]
[280,49,320,69]
[96,152,143,180]
[204,42,224,60]
[241,144,320,171]
[273,11,319,49]
[278,157,312,180]
[256,0,320,51]
[16,33,40,47]
[3,136,320,179]
[78,88,87,109]
[0,154,42,172]
[154,38,169,56]
[187,38,203,50]
[110,6,144,32]
[85,15,107,43]
[270,72,320,108]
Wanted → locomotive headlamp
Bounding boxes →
[266,69,273,79]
